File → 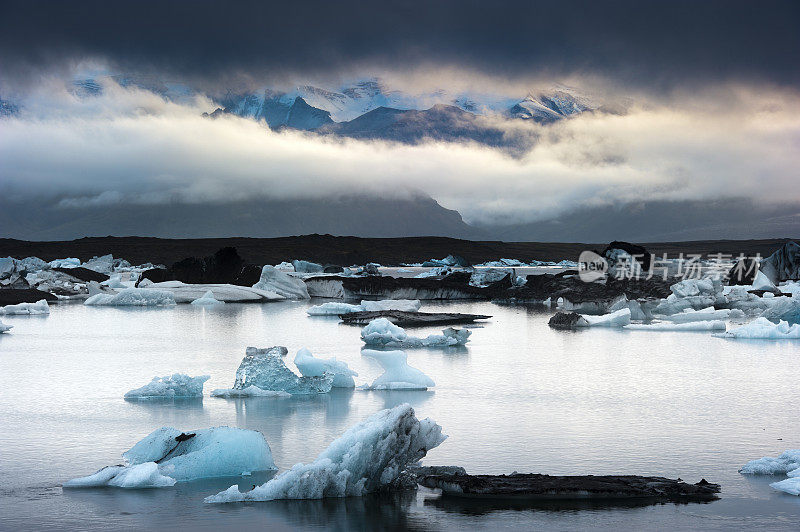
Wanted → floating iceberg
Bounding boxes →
[211,346,333,396]
[292,260,324,273]
[469,268,513,287]
[205,404,445,503]
[575,308,631,327]
[140,281,282,303]
[82,254,114,274]
[0,319,12,333]
[102,274,127,289]
[252,265,310,299]
[49,257,81,268]
[85,288,176,306]
[190,290,225,306]
[361,349,435,390]
[360,318,470,348]
[124,374,210,399]
[760,298,800,325]
[715,318,800,339]
[64,426,276,489]
[294,348,358,388]
[750,270,779,292]
[659,306,744,323]
[771,478,800,496]
[307,299,421,316]
[625,321,726,331]
[740,450,800,475]
[0,299,50,315]
[210,386,290,398]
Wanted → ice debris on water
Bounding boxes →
[211,346,333,396]
[85,288,176,306]
[740,450,800,496]
[252,265,310,299]
[124,374,210,399]
[307,299,421,316]
[0,299,50,315]
[64,426,276,489]
[360,317,470,347]
[204,403,445,502]
[714,318,800,339]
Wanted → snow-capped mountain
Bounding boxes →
[508,86,600,122]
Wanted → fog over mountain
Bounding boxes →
[0,0,798,242]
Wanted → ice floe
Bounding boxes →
[292,260,324,273]
[64,426,276,488]
[138,281,282,303]
[625,321,727,331]
[760,298,800,325]
[740,450,800,475]
[102,274,127,289]
[252,265,310,299]
[575,308,631,327]
[85,288,176,306]
[714,318,800,339]
[190,290,225,306]
[211,346,333,396]
[469,268,513,287]
[293,348,358,388]
[659,306,744,323]
[360,317,471,348]
[361,349,435,390]
[82,254,114,274]
[0,319,12,333]
[0,299,50,315]
[307,299,421,316]
[49,257,81,268]
[124,374,210,399]
[204,404,445,502]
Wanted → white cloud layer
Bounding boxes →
[1,79,798,226]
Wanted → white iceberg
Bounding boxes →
[360,318,470,348]
[124,374,210,399]
[102,274,127,289]
[64,426,276,489]
[715,318,800,339]
[760,298,800,325]
[190,290,225,306]
[252,265,310,300]
[0,319,12,333]
[740,450,800,475]
[205,404,445,502]
[770,477,800,496]
[49,257,81,268]
[82,254,114,274]
[575,308,631,327]
[659,306,744,323]
[625,320,727,331]
[211,346,333,396]
[750,270,779,292]
[85,288,176,306]
[142,281,283,303]
[307,299,421,316]
[293,348,358,388]
[361,349,435,390]
[0,299,50,315]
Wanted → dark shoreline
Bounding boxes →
[0,235,796,266]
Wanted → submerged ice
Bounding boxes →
[64,426,276,489]
[205,404,445,503]
[124,374,210,399]
[360,318,470,348]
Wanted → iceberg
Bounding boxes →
[48,257,81,268]
[210,386,290,398]
[190,290,225,306]
[714,318,800,339]
[0,299,50,315]
[140,281,283,303]
[360,318,471,348]
[102,274,127,289]
[307,299,421,316]
[575,308,631,327]
[0,319,12,333]
[82,254,114,274]
[65,426,276,489]
[205,404,446,503]
[85,288,176,306]
[252,265,310,299]
[293,348,358,388]
[760,298,800,325]
[740,450,800,475]
[211,346,333,396]
[770,478,800,496]
[292,260,324,273]
[361,349,435,390]
[625,321,727,331]
[469,268,513,287]
[124,374,210,399]
[660,306,744,323]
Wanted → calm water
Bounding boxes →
[0,300,798,530]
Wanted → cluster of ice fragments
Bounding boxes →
[740,449,800,496]
[361,349,436,390]
[210,347,333,397]
[307,299,421,316]
[360,318,470,347]
[205,404,445,502]
[85,288,176,306]
[65,427,276,489]
[124,374,210,399]
[0,299,50,315]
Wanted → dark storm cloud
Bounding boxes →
[0,0,798,90]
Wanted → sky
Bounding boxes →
[0,0,798,234]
